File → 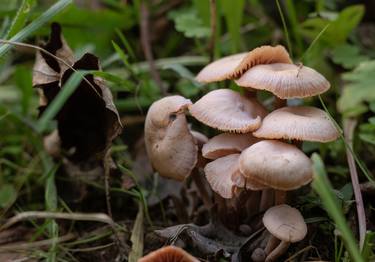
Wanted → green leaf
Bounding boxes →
[0,0,72,57]
[300,5,364,46]
[14,65,33,115]
[337,61,375,116]
[169,8,210,38]
[0,183,17,208]
[311,153,364,262]
[362,231,375,261]
[331,44,368,69]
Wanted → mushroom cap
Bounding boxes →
[235,63,330,98]
[239,140,312,190]
[253,106,340,142]
[145,96,198,181]
[232,45,292,78]
[189,89,268,133]
[139,246,199,262]
[195,45,292,83]
[202,133,260,159]
[190,130,209,147]
[204,154,239,199]
[263,204,307,242]
[196,53,247,83]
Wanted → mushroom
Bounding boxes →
[189,89,268,133]
[263,205,307,262]
[195,45,291,83]
[235,63,330,99]
[202,133,259,160]
[145,95,198,181]
[139,246,199,262]
[204,154,240,199]
[253,106,340,142]
[239,140,312,205]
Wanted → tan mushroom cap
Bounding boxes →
[189,89,268,133]
[195,45,292,83]
[196,53,248,83]
[253,106,340,142]
[239,140,312,190]
[263,204,307,243]
[204,154,239,199]
[202,133,260,159]
[139,246,199,262]
[235,63,330,99]
[145,96,198,181]
[232,45,292,78]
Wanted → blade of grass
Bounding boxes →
[4,0,34,39]
[115,28,136,61]
[0,0,72,57]
[300,24,330,62]
[45,165,59,262]
[275,0,292,57]
[311,153,364,262]
[36,70,88,133]
[128,202,144,262]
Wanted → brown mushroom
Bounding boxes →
[195,45,291,83]
[253,106,340,142]
[202,133,259,159]
[144,96,198,181]
[263,205,307,262]
[189,89,268,133]
[139,246,199,262]
[235,63,330,99]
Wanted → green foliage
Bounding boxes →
[0,183,16,208]
[168,8,211,38]
[221,0,245,51]
[338,61,375,117]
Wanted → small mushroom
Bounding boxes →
[239,140,312,206]
[202,133,259,159]
[253,106,340,142]
[263,205,307,262]
[139,246,199,262]
[235,63,330,99]
[239,140,312,191]
[195,45,291,83]
[144,96,198,181]
[189,89,268,133]
[204,154,240,199]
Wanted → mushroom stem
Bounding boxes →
[264,235,280,255]
[274,190,287,205]
[191,169,212,209]
[214,193,228,224]
[259,189,274,212]
[273,97,286,110]
[265,240,290,262]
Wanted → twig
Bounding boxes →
[139,2,166,95]
[208,0,217,62]
[343,118,366,250]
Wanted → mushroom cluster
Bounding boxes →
[144,45,339,261]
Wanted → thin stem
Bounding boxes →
[191,169,212,209]
[265,235,280,255]
[343,118,366,250]
[274,190,286,205]
[259,189,274,212]
[265,240,290,262]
